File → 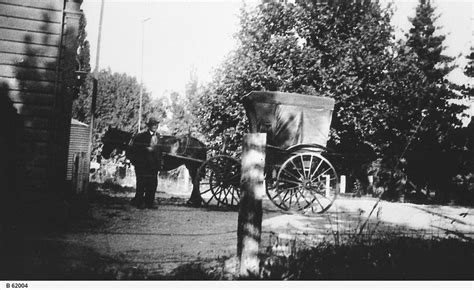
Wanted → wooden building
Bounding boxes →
[0,0,84,218]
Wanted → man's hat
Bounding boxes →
[146,117,159,126]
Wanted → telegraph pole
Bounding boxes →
[88,0,104,161]
[138,17,151,132]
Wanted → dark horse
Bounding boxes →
[101,126,207,206]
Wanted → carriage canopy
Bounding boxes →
[242,91,335,149]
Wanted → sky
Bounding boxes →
[81,0,473,99]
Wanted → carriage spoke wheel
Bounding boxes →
[268,153,339,213]
[195,155,241,207]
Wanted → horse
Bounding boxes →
[101,126,207,206]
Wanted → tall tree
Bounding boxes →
[191,0,399,161]
[406,0,454,82]
[162,91,193,135]
[406,0,465,134]
[400,0,466,199]
[189,0,468,199]
[162,70,204,137]
[190,0,470,198]
[72,69,166,151]
[74,13,91,97]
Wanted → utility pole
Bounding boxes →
[138,17,151,132]
[88,0,104,162]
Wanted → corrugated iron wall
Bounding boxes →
[67,119,90,194]
[66,119,89,180]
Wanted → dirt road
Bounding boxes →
[12,187,474,279]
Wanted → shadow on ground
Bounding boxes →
[2,186,473,280]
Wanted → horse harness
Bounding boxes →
[126,132,191,157]
[177,135,190,155]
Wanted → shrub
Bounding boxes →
[258,237,474,280]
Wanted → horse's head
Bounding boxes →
[101,126,132,159]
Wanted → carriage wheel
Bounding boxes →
[268,153,339,213]
[195,155,241,207]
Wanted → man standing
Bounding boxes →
[129,117,160,209]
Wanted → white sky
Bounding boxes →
[82,0,473,99]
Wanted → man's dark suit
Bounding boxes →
[129,130,160,207]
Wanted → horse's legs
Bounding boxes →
[186,163,202,206]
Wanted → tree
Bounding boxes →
[399,0,467,200]
[461,46,474,98]
[464,46,474,78]
[404,0,463,133]
[406,0,454,82]
[191,0,467,199]
[72,69,166,152]
[162,70,204,138]
[452,45,474,204]
[74,13,91,98]
[71,13,165,143]
[191,0,399,168]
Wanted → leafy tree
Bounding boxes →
[191,0,467,200]
[162,71,204,138]
[71,13,165,147]
[72,69,166,152]
[450,46,474,204]
[191,0,399,167]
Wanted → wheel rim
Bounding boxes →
[269,153,339,213]
[196,156,241,206]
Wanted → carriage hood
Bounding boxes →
[242,91,335,149]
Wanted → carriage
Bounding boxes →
[195,91,339,213]
[101,91,338,213]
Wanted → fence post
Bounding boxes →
[237,133,266,278]
[324,174,330,196]
[340,175,346,194]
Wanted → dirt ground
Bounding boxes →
[6,185,474,280]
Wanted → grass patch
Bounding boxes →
[96,180,135,194]
[169,237,474,280]
[262,236,474,280]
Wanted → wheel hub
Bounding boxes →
[302,179,312,190]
